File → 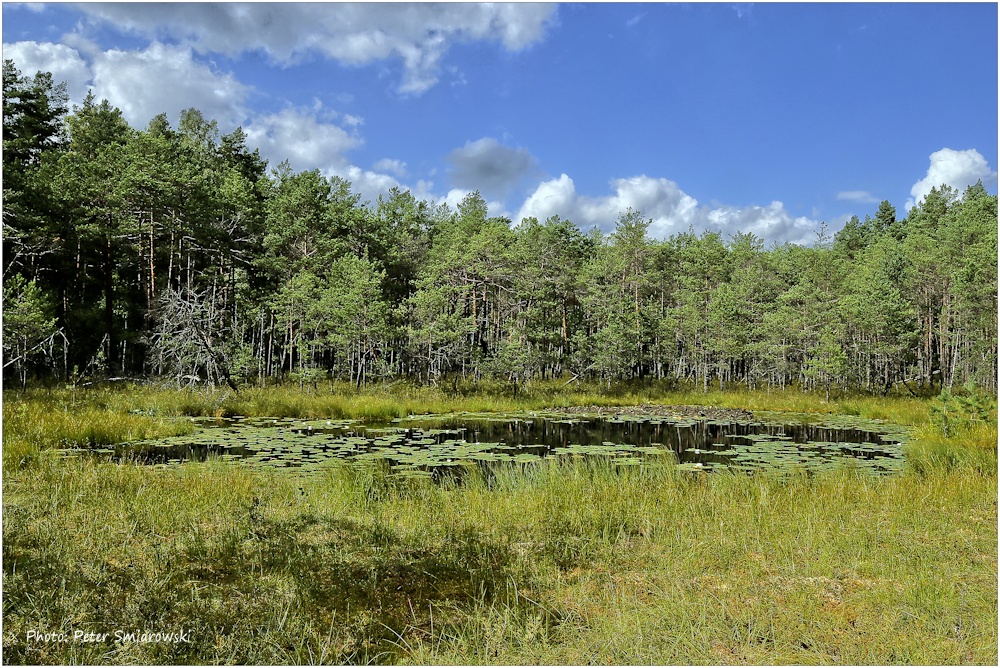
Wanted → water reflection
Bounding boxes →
[71,413,905,475]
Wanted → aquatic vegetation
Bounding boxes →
[56,411,908,478]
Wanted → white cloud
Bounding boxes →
[907,148,998,210]
[76,3,558,94]
[836,190,878,204]
[516,173,579,224]
[243,111,414,207]
[3,41,247,130]
[626,13,646,28]
[373,158,408,179]
[446,137,537,197]
[409,179,438,204]
[488,3,558,50]
[3,37,414,213]
[516,173,819,245]
[440,188,471,212]
[60,31,104,59]
[90,42,250,129]
[517,174,701,236]
[436,188,509,220]
[335,165,402,205]
[591,176,700,238]
[243,107,361,175]
[5,21,831,248]
[2,40,92,107]
[704,202,817,246]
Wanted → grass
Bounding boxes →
[1,390,194,470]
[2,382,996,664]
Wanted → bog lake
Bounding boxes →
[57,409,909,478]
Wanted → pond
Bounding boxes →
[59,409,907,477]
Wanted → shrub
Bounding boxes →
[929,382,995,437]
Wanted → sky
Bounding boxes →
[2,2,997,245]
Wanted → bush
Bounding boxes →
[929,382,995,437]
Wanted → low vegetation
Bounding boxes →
[2,383,996,664]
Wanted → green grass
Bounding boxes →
[2,378,941,424]
[2,383,996,664]
[2,390,194,470]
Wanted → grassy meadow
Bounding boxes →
[2,381,997,664]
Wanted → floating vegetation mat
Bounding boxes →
[60,411,907,477]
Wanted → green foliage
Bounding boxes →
[2,273,56,348]
[2,61,996,397]
[3,61,69,313]
[3,60,66,150]
[929,382,996,437]
[1,274,58,388]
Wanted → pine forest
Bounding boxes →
[4,62,997,397]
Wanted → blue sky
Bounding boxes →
[3,2,997,244]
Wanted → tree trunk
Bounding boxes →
[104,228,118,375]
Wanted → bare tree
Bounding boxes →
[147,286,239,391]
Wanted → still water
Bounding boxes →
[64,412,906,475]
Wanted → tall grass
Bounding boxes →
[2,383,996,664]
[2,390,194,470]
[3,453,995,664]
[3,378,953,422]
[905,421,998,476]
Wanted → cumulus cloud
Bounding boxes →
[89,42,250,128]
[516,173,819,245]
[440,188,473,212]
[907,148,998,210]
[517,174,701,237]
[2,40,92,106]
[244,112,412,207]
[398,179,427,205]
[373,158,408,179]
[516,173,579,224]
[704,202,817,245]
[586,176,700,238]
[335,165,403,205]
[836,190,878,204]
[243,107,361,175]
[435,187,507,219]
[3,41,250,131]
[76,3,558,94]
[529,175,690,236]
[3,37,409,210]
[446,137,537,197]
